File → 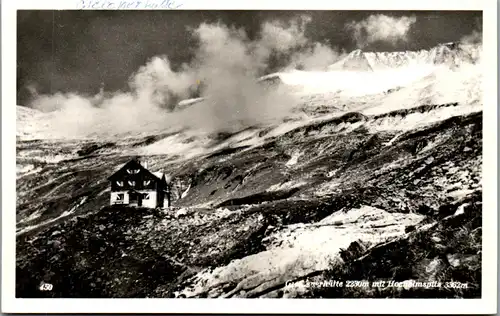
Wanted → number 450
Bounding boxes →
[39,282,53,291]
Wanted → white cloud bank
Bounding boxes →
[25,16,347,139]
[346,14,417,48]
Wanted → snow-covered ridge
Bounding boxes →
[328,42,481,72]
[253,42,481,97]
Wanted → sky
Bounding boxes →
[17,10,482,106]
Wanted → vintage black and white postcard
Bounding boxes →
[2,0,497,313]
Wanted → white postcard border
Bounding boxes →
[2,0,497,313]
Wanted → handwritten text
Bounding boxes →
[77,0,183,9]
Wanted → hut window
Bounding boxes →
[116,181,124,187]
[128,181,136,187]
[116,193,124,200]
[127,169,140,174]
[144,180,151,186]
[143,193,150,200]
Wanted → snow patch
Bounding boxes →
[180,206,424,297]
[286,151,303,167]
[139,134,208,158]
[17,210,43,224]
[181,184,191,199]
[367,104,481,133]
[267,180,307,192]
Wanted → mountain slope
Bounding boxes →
[15,42,483,298]
[16,107,482,298]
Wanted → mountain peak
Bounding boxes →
[328,49,373,72]
[328,42,480,72]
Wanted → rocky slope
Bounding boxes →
[16,106,482,298]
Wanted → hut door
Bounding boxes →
[129,192,138,206]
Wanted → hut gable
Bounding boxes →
[109,159,159,180]
[108,159,170,208]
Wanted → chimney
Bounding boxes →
[139,159,148,169]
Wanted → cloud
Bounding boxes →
[289,42,347,71]
[458,29,483,65]
[258,16,310,53]
[460,29,482,45]
[346,14,417,48]
[129,56,196,110]
[181,22,299,132]
[28,16,345,138]
[460,16,482,46]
